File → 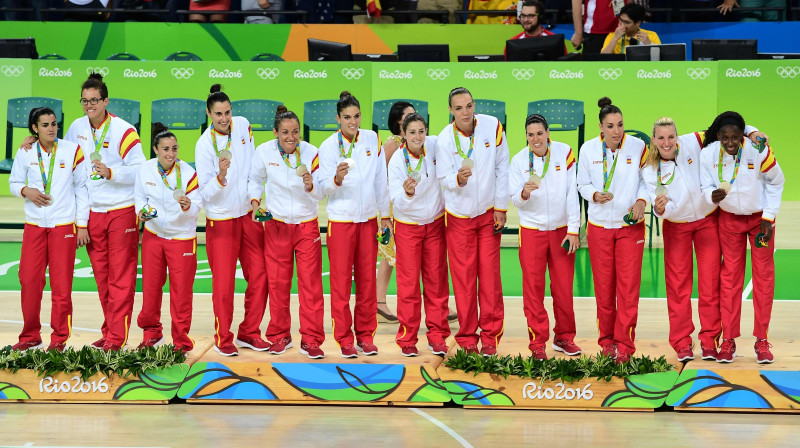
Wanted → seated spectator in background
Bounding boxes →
[243,0,282,23]
[505,1,566,59]
[189,0,229,23]
[601,3,660,54]
[571,0,624,54]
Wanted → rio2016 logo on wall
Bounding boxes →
[86,67,109,77]
[776,66,800,79]
[464,70,497,80]
[686,68,711,80]
[725,67,760,78]
[341,68,365,80]
[293,69,327,79]
[38,67,72,77]
[636,69,671,79]
[171,68,195,80]
[512,69,535,80]
[549,69,583,79]
[1,65,25,77]
[124,68,157,78]
[378,69,412,79]
[426,68,450,81]
[598,68,622,80]
[257,68,279,80]
[209,69,243,79]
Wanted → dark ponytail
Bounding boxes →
[336,90,360,115]
[448,87,472,106]
[525,113,549,131]
[206,83,231,111]
[82,72,108,99]
[152,122,175,148]
[703,111,746,147]
[273,104,299,130]
[598,97,622,123]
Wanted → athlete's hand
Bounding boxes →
[629,199,646,221]
[521,181,539,200]
[457,167,472,187]
[138,208,153,222]
[711,189,727,204]
[19,136,37,152]
[593,192,613,204]
[334,162,349,185]
[749,131,769,146]
[403,177,417,196]
[302,172,314,192]
[76,228,90,247]
[562,233,580,254]
[760,219,774,243]
[654,195,668,215]
[22,187,51,207]
[92,160,111,179]
[218,156,231,183]
[494,210,507,231]
[177,195,191,211]
[381,218,392,230]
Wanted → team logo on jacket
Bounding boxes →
[59,162,65,168]
[748,161,755,169]
[86,67,109,77]
[686,68,711,80]
[241,138,246,145]
[366,150,371,156]
[1,65,24,77]
[512,68,535,80]
[427,69,450,80]
[171,68,195,79]
[687,158,692,164]
[598,68,622,80]
[257,68,280,80]
[342,68,365,80]
[555,163,561,171]
[776,66,800,79]
[626,157,632,164]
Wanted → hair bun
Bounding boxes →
[339,90,352,100]
[88,72,104,82]
[210,83,223,94]
[152,122,169,135]
[598,97,613,109]
[275,105,288,116]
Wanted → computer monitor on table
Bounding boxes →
[397,44,450,62]
[505,34,565,62]
[626,44,686,61]
[307,39,353,61]
[692,39,757,61]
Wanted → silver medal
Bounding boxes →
[173,189,184,201]
[409,171,422,183]
[655,185,668,197]
[43,198,53,207]
[345,158,355,170]
[296,165,308,177]
[718,181,732,193]
[219,149,232,160]
[462,158,474,169]
[529,174,541,187]
[605,192,614,200]
[90,152,102,162]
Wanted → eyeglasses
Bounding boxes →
[79,97,105,106]
[519,13,539,20]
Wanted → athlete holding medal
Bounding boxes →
[135,124,201,353]
[10,107,89,352]
[577,97,648,364]
[699,112,784,364]
[319,91,391,358]
[387,113,450,357]
[434,87,509,356]
[509,114,581,360]
[248,106,326,359]
[195,84,268,356]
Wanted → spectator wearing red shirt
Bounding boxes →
[572,0,627,54]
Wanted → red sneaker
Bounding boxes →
[213,344,239,357]
[553,339,582,356]
[269,337,293,355]
[102,342,123,352]
[357,341,378,356]
[138,337,165,349]
[601,343,617,357]
[463,344,479,354]
[90,338,106,349]
[299,342,325,359]
[235,337,271,352]
[676,345,695,362]
[47,342,66,352]
[12,340,44,351]
[716,339,736,363]
[428,342,448,355]
[700,346,717,361]
[481,345,497,357]
[531,345,547,361]
[173,345,193,353]
[754,339,774,364]
[340,344,358,358]
[401,345,419,357]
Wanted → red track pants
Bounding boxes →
[138,230,196,349]
[718,211,775,340]
[394,217,451,347]
[264,219,325,346]
[587,222,645,355]
[662,212,722,351]
[206,215,268,348]
[327,218,378,346]
[87,206,138,346]
[18,223,76,345]
[445,210,504,348]
[519,226,576,349]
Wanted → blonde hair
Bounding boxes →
[646,117,677,167]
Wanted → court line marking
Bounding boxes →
[408,408,473,448]
[0,319,101,333]
[741,248,777,302]
[14,445,168,448]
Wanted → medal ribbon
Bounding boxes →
[657,145,680,186]
[337,131,356,159]
[157,160,181,191]
[210,124,232,157]
[528,139,551,180]
[453,117,476,160]
[601,137,621,193]
[718,140,742,185]
[36,139,58,195]
[92,115,111,156]
[279,144,301,169]
[402,143,425,176]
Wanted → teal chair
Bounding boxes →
[165,51,202,61]
[231,99,283,131]
[303,100,339,143]
[626,129,659,248]
[372,99,429,134]
[106,52,140,61]
[450,99,506,129]
[107,98,141,134]
[151,98,207,164]
[39,53,67,60]
[527,99,585,149]
[250,53,284,61]
[3,97,64,173]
